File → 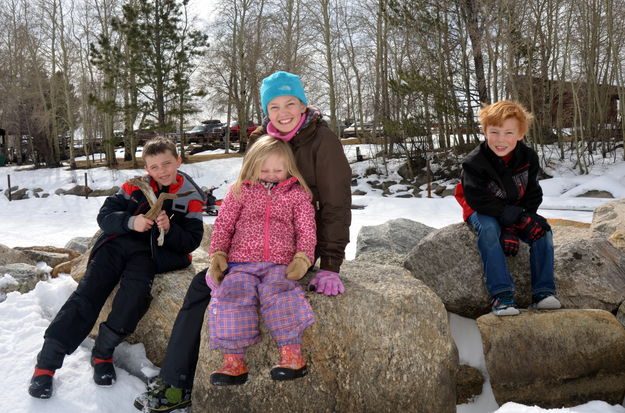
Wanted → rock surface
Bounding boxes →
[14,246,80,267]
[477,309,625,407]
[456,364,484,404]
[192,259,459,413]
[591,198,625,253]
[0,243,36,266]
[404,223,625,318]
[355,218,434,257]
[0,263,48,297]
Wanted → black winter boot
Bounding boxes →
[29,338,66,398]
[28,369,55,399]
[91,323,125,386]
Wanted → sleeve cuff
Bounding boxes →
[320,256,342,273]
[127,216,136,231]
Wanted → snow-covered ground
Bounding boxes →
[1,144,624,413]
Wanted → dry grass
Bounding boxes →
[546,218,591,228]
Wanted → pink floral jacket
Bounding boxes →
[209,177,316,265]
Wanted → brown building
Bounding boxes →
[511,75,621,129]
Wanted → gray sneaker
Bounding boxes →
[530,294,561,310]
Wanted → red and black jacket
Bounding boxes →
[455,141,543,226]
[90,171,205,273]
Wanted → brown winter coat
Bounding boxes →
[249,117,352,273]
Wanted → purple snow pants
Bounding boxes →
[208,261,314,352]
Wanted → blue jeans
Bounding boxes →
[467,212,556,297]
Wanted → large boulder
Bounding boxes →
[404,223,625,318]
[192,259,459,413]
[0,244,36,266]
[404,223,530,318]
[591,198,625,253]
[477,309,625,407]
[355,218,434,258]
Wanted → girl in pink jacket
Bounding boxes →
[206,135,316,386]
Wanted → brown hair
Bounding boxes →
[142,136,178,159]
[232,135,310,196]
[479,100,534,136]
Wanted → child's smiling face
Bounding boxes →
[259,153,288,183]
[144,150,181,187]
[266,95,307,134]
[485,117,525,157]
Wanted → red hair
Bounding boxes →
[479,100,534,136]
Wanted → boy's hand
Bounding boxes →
[500,227,520,256]
[155,210,171,231]
[209,251,228,285]
[515,213,550,241]
[286,252,311,280]
[133,214,154,232]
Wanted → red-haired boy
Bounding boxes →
[455,100,561,316]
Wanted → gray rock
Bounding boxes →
[193,260,459,413]
[14,247,73,267]
[64,237,92,254]
[456,364,484,404]
[356,218,435,258]
[89,187,120,197]
[554,237,625,311]
[591,198,625,253]
[0,263,48,297]
[477,309,625,407]
[5,187,28,200]
[0,244,36,266]
[404,223,625,318]
[591,198,625,236]
[353,250,406,267]
[578,190,613,198]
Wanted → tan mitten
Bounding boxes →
[286,252,312,280]
[209,251,228,285]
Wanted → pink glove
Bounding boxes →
[308,270,345,296]
[205,270,220,292]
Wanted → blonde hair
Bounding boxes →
[479,100,534,136]
[232,135,311,196]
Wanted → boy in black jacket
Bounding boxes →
[29,137,205,398]
[455,100,561,316]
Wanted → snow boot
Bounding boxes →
[270,344,308,381]
[133,377,192,413]
[28,369,55,399]
[29,338,66,399]
[210,353,249,386]
[91,322,124,386]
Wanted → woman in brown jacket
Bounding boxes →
[134,70,352,412]
[251,70,352,295]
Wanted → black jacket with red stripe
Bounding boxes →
[91,170,205,273]
[454,141,543,226]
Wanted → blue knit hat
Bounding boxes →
[260,71,308,115]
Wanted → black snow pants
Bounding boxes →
[158,268,212,389]
[37,237,156,370]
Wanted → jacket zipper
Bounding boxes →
[263,186,271,261]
